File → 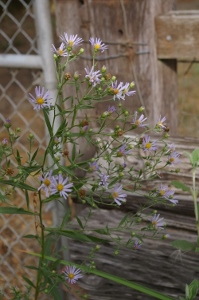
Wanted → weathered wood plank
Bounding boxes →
[156,10,199,60]
[68,206,198,300]
[55,0,178,135]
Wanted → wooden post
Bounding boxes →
[55,0,177,134]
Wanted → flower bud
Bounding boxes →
[74,71,79,80]
[138,106,145,113]
[78,48,84,54]
[101,65,107,73]
[29,133,34,139]
[111,76,116,81]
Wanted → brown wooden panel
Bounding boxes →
[156,10,199,60]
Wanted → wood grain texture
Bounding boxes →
[67,135,199,299]
[55,0,178,135]
[156,10,199,60]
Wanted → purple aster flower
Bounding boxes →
[157,115,167,129]
[89,161,99,172]
[62,266,83,284]
[134,239,142,250]
[158,184,178,204]
[142,135,158,152]
[111,184,127,206]
[131,112,148,128]
[117,144,131,157]
[99,173,109,189]
[167,143,176,152]
[108,105,116,114]
[122,82,136,97]
[2,138,8,145]
[51,42,68,57]
[4,118,11,128]
[29,86,52,111]
[89,37,108,53]
[60,33,83,48]
[111,81,125,101]
[168,151,180,165]
[50,174,73,200]
[151,214,165,230]
[38,170,53,197]
[85,66,101,87]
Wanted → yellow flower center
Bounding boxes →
[113,88,119,95]
[58,49,64,55]
[117,151,124,157]
[43,178,51,187]
[135,120,140,125]
[94,43,101,50]
[112,192,119,198]
[158,122,163,127]
[152,221,157,226]
[145,142,151,149]
[159,190,165,196]
[57,183,64,191]
[68,273,74,279]
[37,97,44,105]
[170,157,174,163]
[68,40,74,47]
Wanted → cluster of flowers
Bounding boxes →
[38,171,73,199]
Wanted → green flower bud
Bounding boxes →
[130,81,135,88]
[95,245,100,250]
[111,76,116,81]
[114,250,119,255]
[29,133,34,139]
[131,232,135,236]
[79,48,84,54]
[138,106,145,113]
[101,65,107,73]
[74,71,79,80]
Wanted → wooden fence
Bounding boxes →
[54,0,199,299]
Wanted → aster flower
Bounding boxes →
[142,135,158,152]
[88,161,99,172]
[134,239,142,250]
[168,151,180,165]
[111,184,127,206]
[4,118,11,128]
[151,214,165,230]
[89,37,108,53]
[85,66,101,87]
[29,86,52,111]
[156,115,167,129]
[50,174,73,200]
[51,43,68,57]
[38,170,53,197]
[167,143,176,152]
[117,144,131,157]
[122,82,136,97]
[99,173,109,189]
[110,81,125,101]
[2,138,8,145]
[60,33,83,48]
[102,105,116,117]
[158,184,178,204]
[62,266,83,284]
[131,112,148,128]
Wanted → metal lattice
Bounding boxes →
[0,1,54,298]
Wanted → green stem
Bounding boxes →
[34,192,45,300]
[192,169,199,237]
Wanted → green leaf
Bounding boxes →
[30,147,39,163]
[192,149,199,164]
[25,189,29,210]
[118,213,130,227]
[43,109,53,137]
[22,276,36,288]
[171,240,195,251]
[0,179,37,191]
[72,143,76,161]
[171,181,191,192]
[16,149,22,165]
[28,252,175,300]
[0,207,37,215]
[76,216,84,229]
[44,228,110,243]
[188,279,199,298]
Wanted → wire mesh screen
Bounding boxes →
[0,1,53,298]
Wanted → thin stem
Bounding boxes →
[34,192,45,300]
[192,169,199,236]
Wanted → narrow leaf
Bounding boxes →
[0,207,37,215]
[22,276,36,288]
[0,179,37,191]
[171,181,191,192]
[171,239,195,251]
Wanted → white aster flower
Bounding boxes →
[51,42,68,57]
[29,86,52,111]
[38,170,53,198]
[111,183,127,206]
[60,33,83,48]
[85,66,101,86]
[89,37,108,53]
[111,81,125,101]
[62,266,83,284]
[50,174,73,199]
